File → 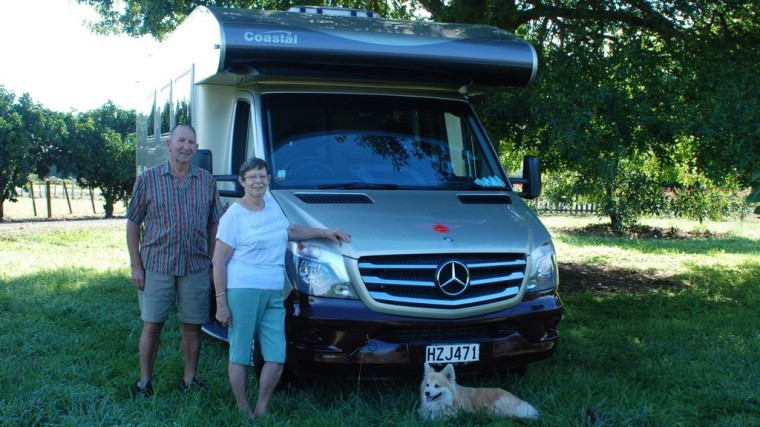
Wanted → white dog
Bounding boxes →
[418,363,538,420]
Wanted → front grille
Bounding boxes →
[358,253,527,309]
[384,324,493,344]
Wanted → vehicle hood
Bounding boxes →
[270,190,552,259]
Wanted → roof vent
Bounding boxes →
[457,194,512,204]
[288,5,378,18]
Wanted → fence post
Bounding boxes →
[89,188,97,214]
[63,181,73,214]
[46,180,52,218]
[29,180,37,217]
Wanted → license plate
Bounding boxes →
[425,344,480,363]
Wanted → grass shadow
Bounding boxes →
[559,262,684,295]
[543,261,760,425]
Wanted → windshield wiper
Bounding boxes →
[315,182,400,190]
[433,183,507,190]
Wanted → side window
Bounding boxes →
[137,69,195,174]
[136,90,168,172]
[158,83,171,136]
[146,93,156,140]
[444,113,498,180]
[173,68,193,126]
[231,100,251,174]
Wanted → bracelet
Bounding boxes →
[215,292,226,297]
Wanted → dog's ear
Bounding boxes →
[442,364,456,383]
[423,363,433,375]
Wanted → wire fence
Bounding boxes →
[525,198,599,215]
[532,200,599,215]
[2,179,125,221]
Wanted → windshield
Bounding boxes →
[264,93,509,190]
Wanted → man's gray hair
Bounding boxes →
[170,124,196,139]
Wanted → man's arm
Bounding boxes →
[207,221,218,265]
[126,219,145,290]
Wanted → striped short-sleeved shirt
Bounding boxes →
[127,161,223,276]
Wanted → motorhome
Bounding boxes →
[136,5,562,379]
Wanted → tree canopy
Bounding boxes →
[0,87,30,220]
[65,102,137,218]
[78,0,760,226]
[78,0,423,38]
[0,86,136,221]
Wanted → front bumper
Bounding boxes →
[284,291,562,379]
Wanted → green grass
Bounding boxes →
[1,216,759,426]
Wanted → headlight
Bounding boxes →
[288,242,357,299]
[525,242,558,294]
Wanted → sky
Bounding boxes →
[0,0,159,113]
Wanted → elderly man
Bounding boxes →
[126,124,222,396]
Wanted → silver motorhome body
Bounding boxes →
[136,5,561,379]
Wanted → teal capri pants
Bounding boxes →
[227,288,286,365]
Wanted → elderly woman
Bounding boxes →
[212,157,350,419]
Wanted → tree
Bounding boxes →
[66,102,136,218]
[78,0,420,39]
[1,85,135,221]
[419,0,760,227]
[0,87,31,221]
[13,95,69,180]
[749,174,760,205]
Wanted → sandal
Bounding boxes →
[130,380,153,397]
[179,376,206,393]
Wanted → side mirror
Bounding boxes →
[193,149,244,197]
[192,149,213,173]
[511,156,541,199]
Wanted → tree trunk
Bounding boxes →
[609,213,622,230]
[103,197,114,219]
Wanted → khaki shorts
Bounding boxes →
[139,269,210,324]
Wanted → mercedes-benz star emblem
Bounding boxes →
[435,260,470,296]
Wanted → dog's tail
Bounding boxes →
[513,401,539,419]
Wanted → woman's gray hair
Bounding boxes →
[239,157,271,177]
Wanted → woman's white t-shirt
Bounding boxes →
[216,196,289,290]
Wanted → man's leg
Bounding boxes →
[181,322,202,385]
[253,361,284,417]
[135,270,174,394]
[229,361,255,419]
[176,270,210,386]
[139,321,165,383]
